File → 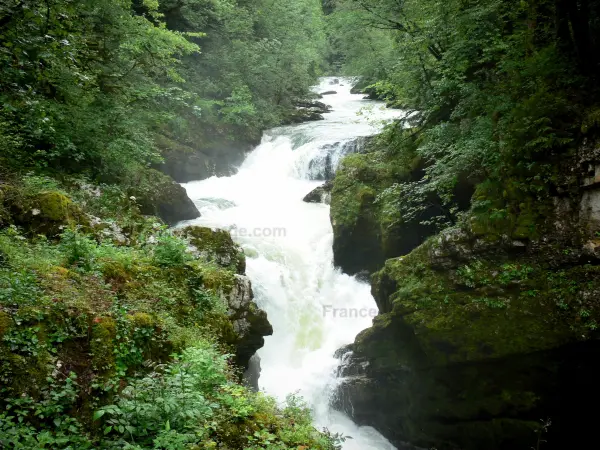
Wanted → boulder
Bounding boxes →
[178,225,245,274]
[283,99,332,125]
[131,168,200,226]
[156,134,256,183]
[6,189,88,236]
[285,109,325,124]
[303,181,333,205]
[320,90,337,96]
[294,100,332,111]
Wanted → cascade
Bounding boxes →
[181,78,403,449]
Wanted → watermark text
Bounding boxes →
[322,305,378,319]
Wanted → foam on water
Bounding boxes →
[180,77,403,449]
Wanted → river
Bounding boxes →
[181,78,402,449]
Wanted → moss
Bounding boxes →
[371,246,597,366]
[0,311,11,337]
[470,179,555,240]
[128,312,154,328]
[205,312,237,348]
[179,226,246,274]
[36,191,72,221]
[91,318,116,375]
[200,264,236,295]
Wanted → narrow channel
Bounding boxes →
[182,78,402,449]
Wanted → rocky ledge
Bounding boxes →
[303,180,333,205]
[333,218,600,450]
[329,137,600,449]
[178,226,273,370]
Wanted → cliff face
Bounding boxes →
[331,140,600,449]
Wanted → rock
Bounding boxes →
[285,109,325,124]
[330,78,340,85]
[178,226,245,274]
[330,151,435,276]
[329,138,473,276]
[156,134,257,183]
[294,100,332,111]
[131,168,200,226]
[303,180,333,204]
[334,223,600,450]
[283,99,332,125]
[223,274,273,370]
[7,189,88,236]
[320,90,337,95]
[243,353,262,391]
[178,226,273,370]
[306,137,375,181]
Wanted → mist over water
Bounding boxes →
[180,78,402,449]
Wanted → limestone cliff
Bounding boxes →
[330,139,600,450]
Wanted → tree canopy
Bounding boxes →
[326,0,600,226]
[0,0,327,179]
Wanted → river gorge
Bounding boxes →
[180,78,402,449]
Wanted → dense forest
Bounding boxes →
[2,0,600,448]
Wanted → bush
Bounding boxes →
[59,229,98,271]
[153,233,190,268]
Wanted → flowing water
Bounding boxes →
[180,78,403,449]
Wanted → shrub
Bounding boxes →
[153,233,190,268]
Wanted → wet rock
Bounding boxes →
[285,109,325,124]
[320,90,337,96]
[156,134,257,183]
[243,353,262,391]
[284,99,332,125]
[307,136,375,181]
[303,181,333,205]
[294,100,332,111]
[132,169,200,226]
[224,274,273,370]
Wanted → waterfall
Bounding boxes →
[180,78,403,450]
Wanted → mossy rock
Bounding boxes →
[129,168,200,226]
[337,223,600,450]
[9,190,88,236]
[330,149,439,275]
[179,226,246,275]
[91,317,116,376]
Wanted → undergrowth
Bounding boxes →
[0,176,341,449]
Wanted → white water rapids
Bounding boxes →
[181,78,402,449]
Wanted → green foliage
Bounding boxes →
[59,230,98,271]
[153,233,191,268]
[0,186,337,450]
[95,346,225,446]
[328,0,600,227]
[0,373,92,449]
[0,0,327,180]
